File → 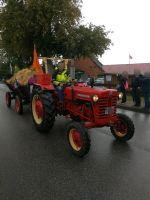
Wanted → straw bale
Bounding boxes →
[6,68,37,86]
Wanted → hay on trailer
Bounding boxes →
[6,68,37,86]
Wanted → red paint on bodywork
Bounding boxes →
[35,77,119,129]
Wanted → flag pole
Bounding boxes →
[129,58,130,74]
[129,54,131,74]
[128,54,133,74]
[129,54,133,64]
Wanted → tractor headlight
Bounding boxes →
[92,95,99,102]
[118,92,123,100]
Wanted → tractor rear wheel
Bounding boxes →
[67,121,91,157]
[31,92,56,133]
[15,95,23,114]
[110,113,134,142]
[6,92,11,108]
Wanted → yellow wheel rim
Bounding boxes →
[69,128,82,151]
[32,94,43,124]
[113,121,127,137]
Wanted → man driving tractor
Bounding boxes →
[53,59,71,102]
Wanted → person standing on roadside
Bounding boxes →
[131,70,142,107]
[90,77,95,88]
[141,71,150,111]
[117,73,127,103]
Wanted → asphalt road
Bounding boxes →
[0,84,150,200]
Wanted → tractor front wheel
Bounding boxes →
[15,95,23,114]
[6,92,11,108]
[31,92,56,133]
[67,121,91,157]
[110,113,135,142]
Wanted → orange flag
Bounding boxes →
[31,46,43,73]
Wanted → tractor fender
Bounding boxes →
[33,83,55,91]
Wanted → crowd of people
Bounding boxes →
[117,70,150,111]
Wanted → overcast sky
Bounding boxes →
[82,0,150,65]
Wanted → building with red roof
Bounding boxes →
[103,63,150,75]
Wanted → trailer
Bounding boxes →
[5,81,30,114]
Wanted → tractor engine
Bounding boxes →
[63,86,118,127]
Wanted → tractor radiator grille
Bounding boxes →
[98,97,117,118]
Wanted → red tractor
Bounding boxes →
[31,72,135,157]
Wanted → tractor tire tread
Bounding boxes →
[110,113,135,142]
[32,92,56,133]
[67,121,91,157]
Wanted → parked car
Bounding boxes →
[94,77,104,86]
[86,78,91,85]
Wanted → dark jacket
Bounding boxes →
[141,76,150,92]
[131,75,142,89]
[117,75,127,91]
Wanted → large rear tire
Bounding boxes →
[110,113,135,142]
[31,92,56,133]
[67,121,91,157]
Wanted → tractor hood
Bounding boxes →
[64,86,118,101]
[75,86,118,100]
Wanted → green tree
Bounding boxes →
[0,62,11,78]
[0,0,112,66]
[66,24,112,58]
